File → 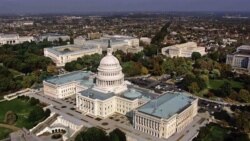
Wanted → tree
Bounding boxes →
[122,61,141,77]
[182,72,196,90]
[132,52,144,62]
[152,62,163,76]
[109,128,126,141]
[70,37,74,44]
[235,112,250,132]
[109,133,119,141]
[143,45,157,57]
[238,89,250,103]
[196,76,207,90]
[199,74,209,85]
[220,82,232,97]
[4,111,18,125]
[229,90,238,101]
[140,66,149,75]
[151,22,171,45]
[28,107,45,123]
[210,69,221,79]
[209,51,220,61]
[58,38,63,45]
[47,65,58,74]
[44,109,51,117]
[75,127,108,141]
[29,97,40,106]
[188,82,200,93]
[191,52,201,60]
[220,64,232,78]
[162,58,175,74]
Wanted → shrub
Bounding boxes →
[4,111,18,125]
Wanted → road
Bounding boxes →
[182,91,250,106]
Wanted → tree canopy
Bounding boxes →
[75,128,126,141]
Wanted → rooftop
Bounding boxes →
[45,71,94,85]
[80,88,114,100]
[170,42,197,49]
[41,33,69,37]
[45,44,99,56]
[138,92,195,119]
[85,38,127,46]
[123,89,142,100]
[231,45,250,56]
[237,45,250,51]
[0,33,19,38]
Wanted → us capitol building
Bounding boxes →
[43,42,198,139]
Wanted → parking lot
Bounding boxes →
[129,78,178,93]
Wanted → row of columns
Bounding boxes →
[78,97,94,111]
[135,115,160,130]
[99,71,120,76]
[97,79,123,87]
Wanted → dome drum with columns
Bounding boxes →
[93,40,127,94]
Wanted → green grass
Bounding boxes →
[195,124,228,141]
[204,125,227,141]
[208,79,243,90]
[0,99,41,129]
[0,127,13,140]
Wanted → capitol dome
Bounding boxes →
[98,52,121,71]
[94,41,127,94]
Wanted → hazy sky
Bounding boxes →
[1,0,250,14]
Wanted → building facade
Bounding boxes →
[39,33,70,42]
[161,42,206,58]
[84,35,142,53]
[226,45,250,72]
[36,114,84,141]
[133,94,198,139]
[0,33,34,46]
[44,44,102,67]
[43,71,95,99]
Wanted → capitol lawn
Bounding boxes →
[0,98,42,129]
[0,127,13,140]
[208,79,243,90]
[194,123,228,141]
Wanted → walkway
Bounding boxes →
[0,123,20,131]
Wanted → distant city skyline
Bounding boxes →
[0,0,250,15]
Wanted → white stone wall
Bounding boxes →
[43,81,85,99]
[0,34,33,46]
[161,42,206,58]
[44,46,102,67]
[133,112,162,138]
[115,97,138,115]
[76,93,139,119]
[133,98,198,139]
[43,81,59,98]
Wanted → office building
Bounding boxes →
[161,42,206,58]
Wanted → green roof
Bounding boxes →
[45,71,94,85]
[80,89,114,100]
[138,92,195,119]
